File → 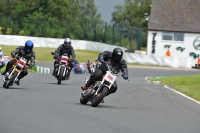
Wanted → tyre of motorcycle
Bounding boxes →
[4,71,18,89]
[57,66,65,84]
[80,94,89,104]
[91,86,109,107]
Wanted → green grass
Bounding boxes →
[0,45,150,66]
[150,75,200,102]
[0,45,100,63]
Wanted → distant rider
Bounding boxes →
[1,40,36,85]
[86,59,95,74]
[52,38,76,79]
[0,47,5,69]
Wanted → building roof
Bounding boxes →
[148,0,200,33]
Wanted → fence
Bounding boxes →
[0,15,142,50]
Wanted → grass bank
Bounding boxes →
[0,45,100,63]
[150,75,200,102]
[0,45,150,66]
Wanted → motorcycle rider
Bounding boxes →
[86,59,95,74]
[52,38,76,79]
[81,48,129,97]
[0,47,5,69]
[1,40,36,85]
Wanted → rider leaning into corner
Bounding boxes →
[1,40,36,85]
[52,38,76,79]
[81,47,129,100]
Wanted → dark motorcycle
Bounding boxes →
[80,62,128,107]
[51,52,72,84]
[2,57,29,88]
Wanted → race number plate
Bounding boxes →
[17,58,26,68]
[61,55,68,63]
[104,71,117,84]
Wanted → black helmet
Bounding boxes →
[112,48,123,63]
[64,38,71,48]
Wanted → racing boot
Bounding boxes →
[66,71,71,80]
[66,74,70,80]
[15,78,20,85]
[1,70,7,75]
[52,69,55,76]
[81,85,89,91]
[101,99,105,103]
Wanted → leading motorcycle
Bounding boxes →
[2,57,29,88]
[51,52,72,84]
[80,62,128,107]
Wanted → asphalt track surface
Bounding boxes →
[0,62,200,133]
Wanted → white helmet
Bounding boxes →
[0,47,2,51]
[64,38,71,48]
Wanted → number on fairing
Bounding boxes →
[61,55,68,63]
[17,58,26,68]
[104,71,116,84]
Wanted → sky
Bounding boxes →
[94,0,125,23]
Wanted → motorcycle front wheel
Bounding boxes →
[4,71,18,89]
[91,87,109,107]
[57,66,64,84]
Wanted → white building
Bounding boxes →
[147,0,200,60]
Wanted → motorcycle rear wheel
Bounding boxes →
[91,87,109,107]
[4,71,18,89]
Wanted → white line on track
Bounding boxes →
[145,77,200,105]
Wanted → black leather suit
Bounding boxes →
[53,44,76,73]
[5,46,35,79]
[85,51,128,95]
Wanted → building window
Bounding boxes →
[162,32,184,41]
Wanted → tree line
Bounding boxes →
[0,0,152,48]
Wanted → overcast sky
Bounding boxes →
[94,0,124,23]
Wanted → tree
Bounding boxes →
[112,0,152,47]
[0,0,104,39]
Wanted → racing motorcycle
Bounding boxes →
[51,52,72,84]
[80,62,128,107]
[2,57,28,88]
[87,62,95,74]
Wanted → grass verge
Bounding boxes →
[0,45,100,63]
[0,45,153,66]
[150,75,200,102]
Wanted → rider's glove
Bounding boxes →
[123,74,129,80]
[99,57,105,63]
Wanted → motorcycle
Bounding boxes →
[2,57,29,88]
[74,63,87,74]
[87,62,95,74]
[80,62,128,107]
[51,52,72,84]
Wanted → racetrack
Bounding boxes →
[0,63,200,133]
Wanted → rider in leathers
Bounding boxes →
[52,38,76,79]
[1,40,35,85]
[81,48,129,96]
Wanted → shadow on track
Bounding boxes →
[73,102,122,109]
